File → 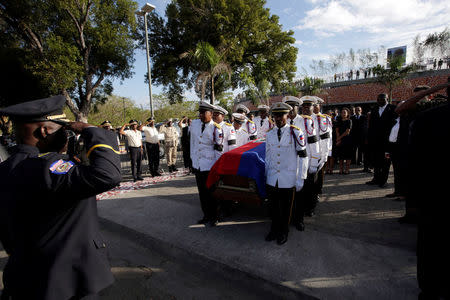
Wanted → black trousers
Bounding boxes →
[267,184,295,236]
[372,148,391,185]
[297,171,321,214]
[129,146,142,179]
[145,142,160,175]
[182,143,192,169]
[194,169,217,221]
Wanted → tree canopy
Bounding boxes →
[142,0,298,103]
[0,0,138,122]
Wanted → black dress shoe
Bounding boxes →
[276,234,288,245]
[137,176,144,181]
[265,231,277,242]
[305,210,315,217]
[154,172,162,176]
[208,219,218,227]
[197,217,209,224]
[172,165,178,172]
[295,222,305,231]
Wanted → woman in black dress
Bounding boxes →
[335,107,353,174]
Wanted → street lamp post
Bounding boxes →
[136,3,156,118]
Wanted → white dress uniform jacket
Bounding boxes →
[265,124,308,191]
[235,126,250,147]
[189,119,223,171]
[219,121,237,154]
[254,116,272,139]
[244,119,258,140]
[291,115,321,174]
[316,113,333,169]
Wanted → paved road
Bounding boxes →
[0,165,419,299]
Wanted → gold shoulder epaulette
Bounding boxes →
[301,115,312,119]
[290,124,300,130]
[322,113,331,118]
[248,120,255,124]
[225,122,232,126]
[242,129,248,133]
[38,152,51,158]
[213,122,221,129]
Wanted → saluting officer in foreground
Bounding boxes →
[0,95,121,300]
[190,102,224,226]
[265,102,307,245]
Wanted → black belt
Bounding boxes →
[297,150,307,157]
[249,135,257,140]
[307,136,318,143]
[320,132,330,139]
[214,144,223,151]
[228,139,237,145]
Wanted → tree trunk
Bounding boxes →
[210,76,215,105]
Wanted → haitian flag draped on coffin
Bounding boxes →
[206,140,266,198]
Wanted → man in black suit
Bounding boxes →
[350,106,368,168]
[0,95,121,300]
[366,93,397,187]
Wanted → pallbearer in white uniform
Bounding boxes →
[212,105,237,154]
[190,101,224,226]
[232,113,250,147]
[253,105,272,139]
[235,104,257,140]
[265,102,307,245]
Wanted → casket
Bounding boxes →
[206,141,266,205]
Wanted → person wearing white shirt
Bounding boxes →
[253,105,272,139]
[265,102,307,245]
[235,104,257,140]
[120,120,143,181]
[212,105,237,154]
[190,102,224,226]
[139,117,161,177]
[232,113,250,146]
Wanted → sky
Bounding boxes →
[112,0,450,108]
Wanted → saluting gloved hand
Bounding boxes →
[66,122,94,134]
[296,179,304,192]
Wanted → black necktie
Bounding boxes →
[201,123,205,133]
[290,119,293,125]
[277,127,281,142]
[261,119,263,126]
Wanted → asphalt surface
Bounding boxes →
[0,163,419,299]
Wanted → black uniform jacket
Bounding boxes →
[367,104,397,151]
[0,127,121,300]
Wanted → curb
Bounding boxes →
[99,217,318,300]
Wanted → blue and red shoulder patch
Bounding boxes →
[49,159,74,175]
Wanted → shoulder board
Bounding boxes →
[225,122,232,126]
[213,122,221,129]
[290,124,300,131]
[242,129,248,133]
[38,152,51,158]
[322,114,331,118]
[301,115,312,120]
[248,120,255,124]
[266,127,273,132]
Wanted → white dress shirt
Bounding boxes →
[189,119,223,171]
[142,126,159,144]
[378,104,387,117]
[265,124,307,191]
[123,129,142,147]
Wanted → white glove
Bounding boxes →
[295,179,304,191]
[308,165,318,174]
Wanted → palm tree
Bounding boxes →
[372,56,416,102]
[181,41,232,104]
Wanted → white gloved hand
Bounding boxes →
[308,165,318,174]
[295,179,304,192]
